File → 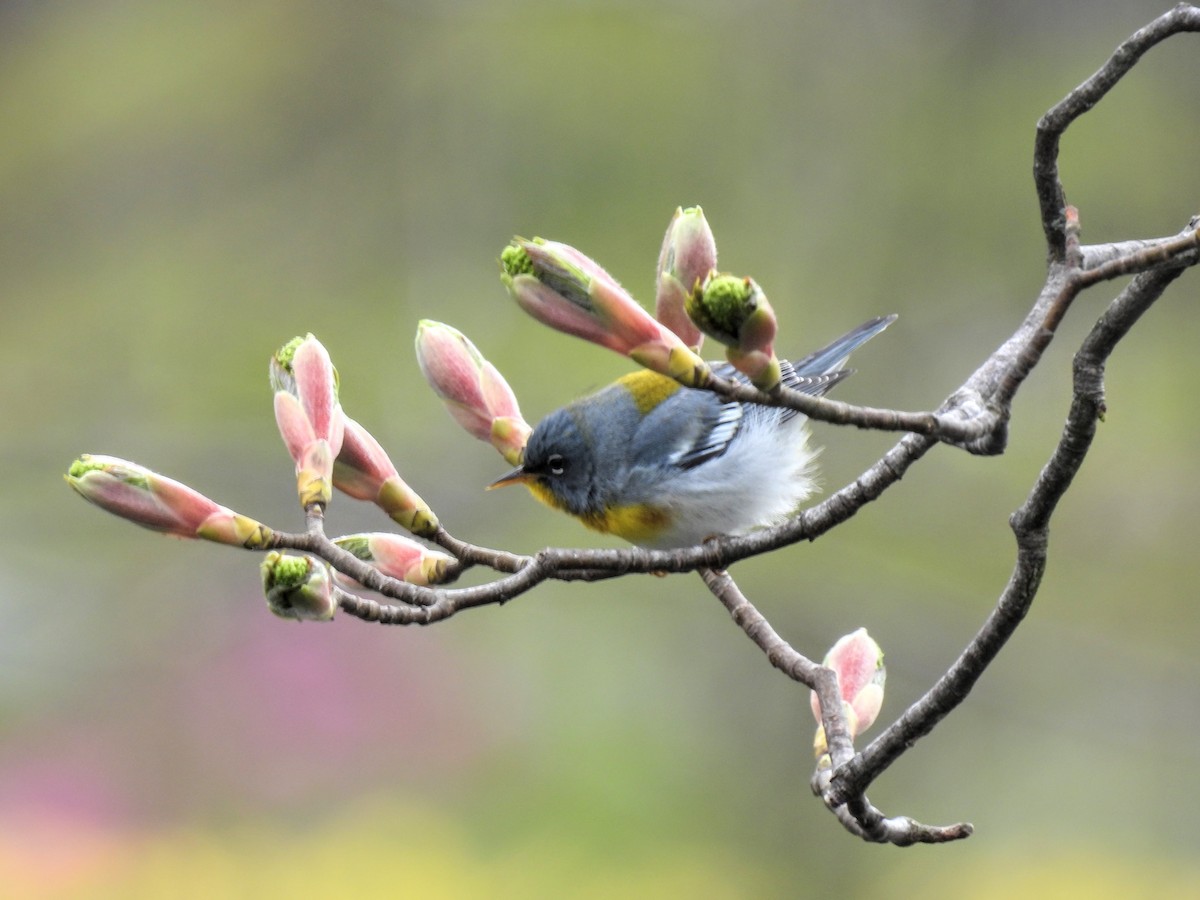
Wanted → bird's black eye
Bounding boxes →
[547,453,566,476]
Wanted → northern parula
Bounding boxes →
[490,315,895,549]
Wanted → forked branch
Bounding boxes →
[65,6,1200,845]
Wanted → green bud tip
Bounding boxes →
[67,457,97,479]
[500,241,534,278]
[332,535,371,560]
[272,334,339,397]
[701,275,758,333]
[264,552,312,589]
[274,335,307,371]
[66,455,150,489]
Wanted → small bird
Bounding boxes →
[489,315,896,549]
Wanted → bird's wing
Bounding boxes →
[672,397,744,470]
[629,387,746,472]
[630,316,897,473]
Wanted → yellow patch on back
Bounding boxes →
[614,369,682,415]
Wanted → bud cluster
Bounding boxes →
[485,205,786,392]
[66,205,803,623]
[390,207,793,475]
[67,330,464,621]
[498,236,710,388]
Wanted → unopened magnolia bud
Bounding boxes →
[270,334,346,512]
[811,628,886,761]
[65,455,272,549]
[501,237,709,388]
[334,533,454,587]
[261,551,336,621]
[656,206,716,350]
[334,417,440,536]
[415,320,532,464]
[687,273,782,391]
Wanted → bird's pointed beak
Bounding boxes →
[487,465,533,490]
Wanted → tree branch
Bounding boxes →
[66,4,1200,845]
[255,10,1200,842]
[825,262,1188,813]
[700,568,973,844]
[1034,3,1200,260]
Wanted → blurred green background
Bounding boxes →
[4,1,1200,897]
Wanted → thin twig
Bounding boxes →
[699,568,972,844]
[1034,4,1200,259]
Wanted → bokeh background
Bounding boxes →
[4,1,1200,897]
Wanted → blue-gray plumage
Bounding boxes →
[491,315,896,548]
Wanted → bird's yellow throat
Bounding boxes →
[524,480,672,543]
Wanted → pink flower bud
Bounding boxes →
[810,628,886,758]
[333,533,454,587]
[270,334,346,510]
[66,455,272,549]
[415,320,532,465]
[656,206,716,350]
[261,551,336,621]
[333,417,440,536]
[500,238,710,387]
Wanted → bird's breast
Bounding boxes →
[582,502,673,543]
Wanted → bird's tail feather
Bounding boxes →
[789,314,897,377]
